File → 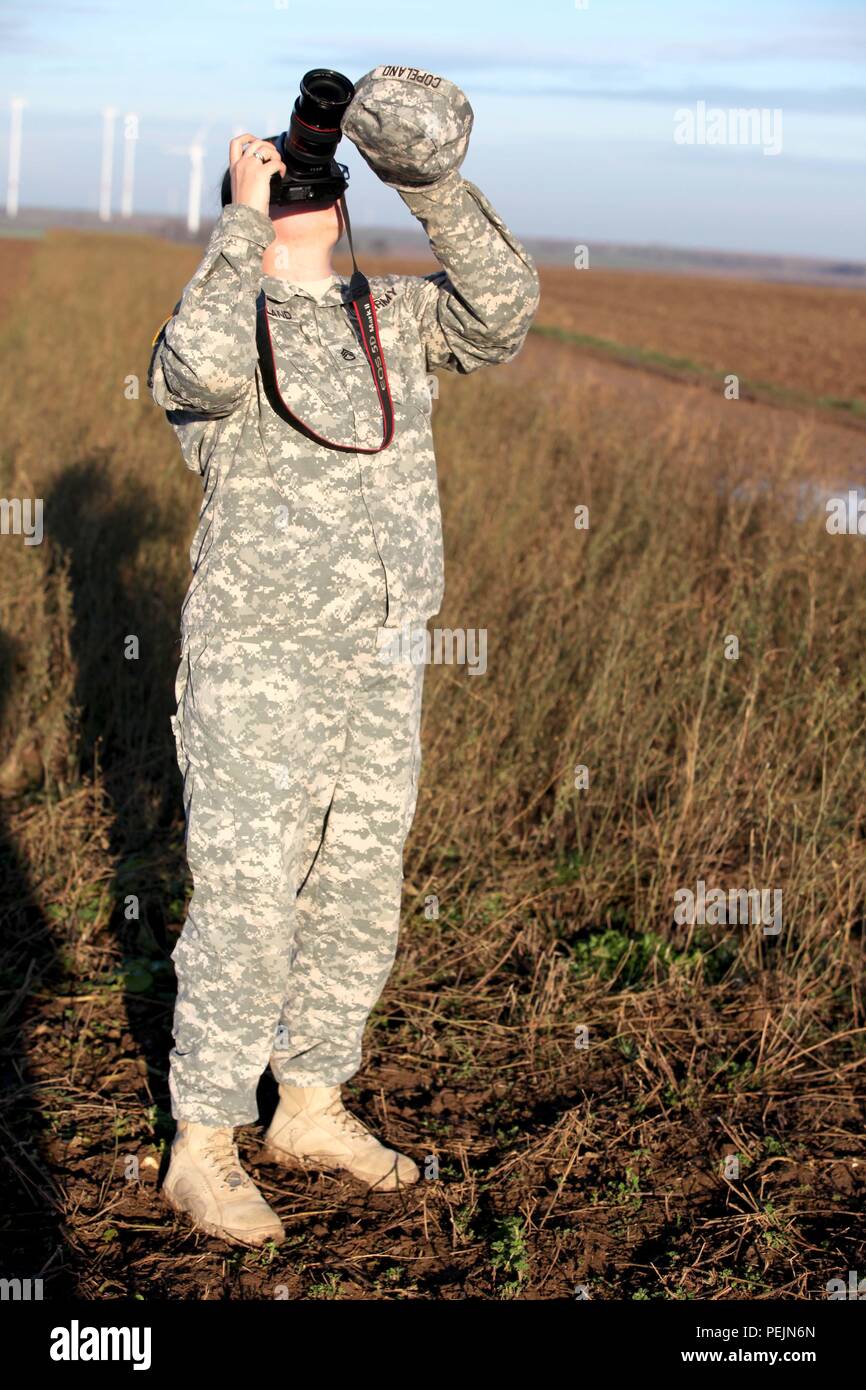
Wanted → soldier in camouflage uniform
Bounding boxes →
[153,68,539,1244]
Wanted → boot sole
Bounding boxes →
[163,1189,285,1248]
[259,1143,420,1193]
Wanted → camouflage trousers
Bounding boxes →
[168,626,425,1126]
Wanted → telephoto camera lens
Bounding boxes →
[286,69,356,166]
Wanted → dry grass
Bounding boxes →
[533,265,866,404]
[0,229,863,1300]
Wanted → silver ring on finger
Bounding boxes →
[253,150,269,163]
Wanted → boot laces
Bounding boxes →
[323,1096,377,1146]
[203,1130,252,1189]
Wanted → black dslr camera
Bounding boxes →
[221,68,355,208]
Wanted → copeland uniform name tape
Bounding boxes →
[373,66,443,87]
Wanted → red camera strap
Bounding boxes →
[255,193,395,454]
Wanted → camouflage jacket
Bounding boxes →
[150,172,540,645]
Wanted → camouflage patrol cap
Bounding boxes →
[341,65,473,188]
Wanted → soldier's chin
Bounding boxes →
[269,196,337,220]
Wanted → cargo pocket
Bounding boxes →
[171,919,225,992]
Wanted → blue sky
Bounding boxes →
[1,0,864,256]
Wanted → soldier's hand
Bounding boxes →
[229,135,287,216]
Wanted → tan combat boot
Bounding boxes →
[262,1085,420,1192]
[163,1120,285,1246]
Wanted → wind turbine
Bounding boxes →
[99,106,117,222]
[121,112,139,218]
[6,97,25,219]
[187,140,204,234]
[165,125,209,235]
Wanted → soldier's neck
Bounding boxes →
[261,239,337,282]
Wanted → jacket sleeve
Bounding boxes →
[150,203,275,415]
[396,170,540,374]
